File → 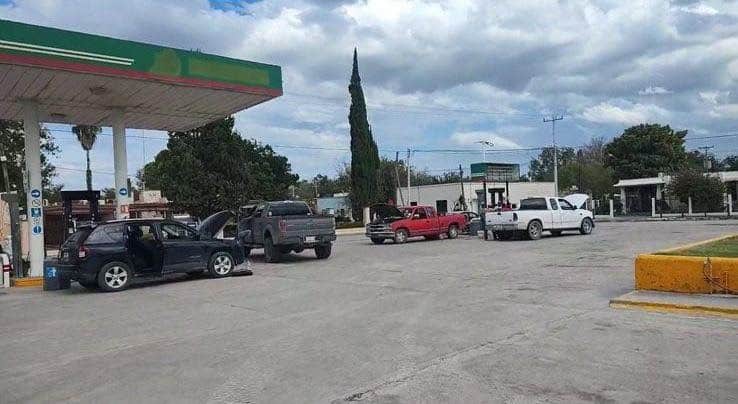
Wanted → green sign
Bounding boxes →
[0,19,282,94]
[470,163,520,182]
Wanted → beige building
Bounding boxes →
[396,181,556,214]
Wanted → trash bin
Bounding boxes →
[43,259,70,291]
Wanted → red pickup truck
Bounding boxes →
[365,204,467,244]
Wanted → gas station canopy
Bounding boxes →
[0,19,282,130]
[0,19,283,278]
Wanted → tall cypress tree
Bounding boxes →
[348,48,380,219]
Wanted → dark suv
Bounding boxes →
[57,217,248,292]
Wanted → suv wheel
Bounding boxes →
[209,251,234,277]
[447,224,459,239]
[98,262,131,292]
[264,236,282,263]
[579,218,594,235]
[526,220,543,240]
[315,243,332,259]
[394,229,408,244]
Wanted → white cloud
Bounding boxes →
[679,3,719,16]
[638,86,672,95]
[579,102,670,125]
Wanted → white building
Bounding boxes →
[396,181,556,214]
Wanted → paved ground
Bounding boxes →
[1,221,737,403]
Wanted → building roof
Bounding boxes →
[614,171,738,188]
[0,19,282,131]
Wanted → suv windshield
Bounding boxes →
[519,198,548,210]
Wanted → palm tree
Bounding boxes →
[72,125,101,191]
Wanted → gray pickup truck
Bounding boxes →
[237,201,336,263]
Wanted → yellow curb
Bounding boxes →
[11,277,43,288]
[635,254,738,294]
[610,300,738,320]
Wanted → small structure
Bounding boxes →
[396,181,556,214]
[316,193,352,221]
[614,171,738,214]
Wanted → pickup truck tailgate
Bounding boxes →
[281,217,336,242]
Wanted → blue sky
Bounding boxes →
[2,0,738,190]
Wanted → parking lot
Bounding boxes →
[1,221,737,403]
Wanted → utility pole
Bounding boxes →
[698,145,715,172]
[395,151,404,206]
[459,164,466,210]
[543,115,563,196]
[406,148,411,204]
[476,140,494,162]
[0,144,10,193]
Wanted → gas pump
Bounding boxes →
[60,190,101,242]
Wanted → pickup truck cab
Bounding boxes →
[366,204,467,244]
[486,194,594,240]
[237,201,336,263]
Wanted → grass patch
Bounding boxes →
[658,236,738,258]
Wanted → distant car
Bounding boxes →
[56,214,248,292]
[457,211,480,234]
[486,194,594,240]
[366,204,467,244]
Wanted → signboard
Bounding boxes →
[470,163,520,182]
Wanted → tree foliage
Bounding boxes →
[666,168,726,212]
[604,124,688,179]
[0,119,59,204]
[348,48,381,218]
[528,147,576,182]
[72,124,100,191]
[722,155,738,171]
[138,117,298,219]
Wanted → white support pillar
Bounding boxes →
[111,109,129,219]
[729,194,733,216]
[688,197,693,215]
[620,187,627,215]
[22,101,44,277]
[609,199,614,218]
[651,197,656,217]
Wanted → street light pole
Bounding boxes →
[476,140,494,162]
[543,115,563,196]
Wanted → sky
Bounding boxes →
[1,0,738,190]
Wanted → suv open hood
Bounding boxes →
[563,193,589,210]
[198,210,235,239]
[371,204,405,221]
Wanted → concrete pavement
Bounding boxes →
[0,221,736,403]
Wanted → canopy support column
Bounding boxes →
[111,109,129,219]
[22,100,44,277]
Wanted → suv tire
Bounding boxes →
[97,261,132,292]
[208,251,235,278]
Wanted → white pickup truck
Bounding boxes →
[486,194,594,240]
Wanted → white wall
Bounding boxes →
[396,181,556,213]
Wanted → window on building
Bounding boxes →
[436,200,448,214]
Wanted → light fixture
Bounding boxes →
[49,112,67,120]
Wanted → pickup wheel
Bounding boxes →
[208,251,234,278]
[526,220,543,240]
[264,236,282,263]
[315,243,332,259]
[370,238,385,245]
[579,218,594,235]
[394,229,408,244]
[447,224,459,239]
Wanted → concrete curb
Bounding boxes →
[610,291,738,319]
[11,276,43,288]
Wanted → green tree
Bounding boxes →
[604,124,688,179]
[139,117,298,219]
[0,119,59,204]
[528,147,576,184]
[71,125,100,190]
[666,168,726,212]
[348,48,381,218]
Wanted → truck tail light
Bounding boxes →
[78,245,90,259]
[2,262,10,272]
[279,219,288,233]
[512,213,518,221]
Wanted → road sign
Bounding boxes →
[30,189,41,198]
[30,207,41,217]
[470,163,520,182]
[32,225,42,234]
[119,187,128,196]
